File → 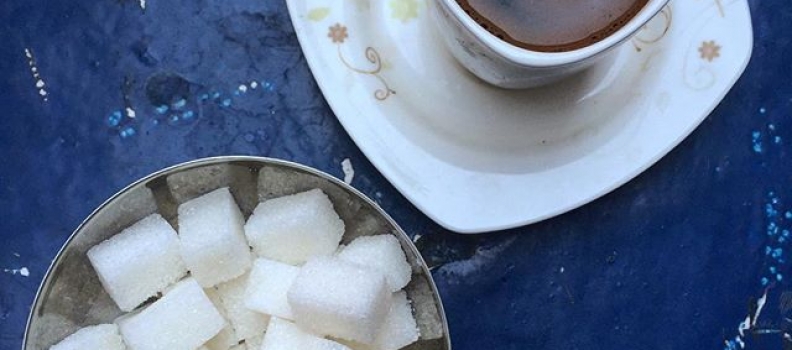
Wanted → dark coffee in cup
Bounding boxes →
[455,0,650,52]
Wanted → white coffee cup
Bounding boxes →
[429,0,670,88]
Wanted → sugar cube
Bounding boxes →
[244,258,299,320]
[204,288,238,350]
[334,293,419,350]
[259,317,351,350]
[87,213,186,311]
[216,273,270,341]
[117,278,225,350]
[287,257,391,344]
[178,188,252,287]
[372,291,419,350]
[49,324,126,350]
[337,235,412,292]
[245,189,344,265]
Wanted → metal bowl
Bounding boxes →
[23,156,451,350]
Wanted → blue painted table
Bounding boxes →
[0,0,787,349]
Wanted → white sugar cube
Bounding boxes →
[287,257,391,344]
[244,258,299,320]
[178,188,253,287]
[216,273,270,341]
[372,291,419,350]
[336,292,419,350]
[337,235,412,292]
[50,324,126,350]
[260,318,351,350]
[87,214,186,311]
[204,288,238,350]
[117,278,225,350]
[245,189,344,265]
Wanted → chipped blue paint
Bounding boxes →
[172,99,186,109]
[119,126,135,138]
[752,131,763,153]
[107,110,122,127]
[263,81,275,92]
[102,76,277,136]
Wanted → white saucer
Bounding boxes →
[286,0,753,233]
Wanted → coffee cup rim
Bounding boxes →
[441,0,671,67]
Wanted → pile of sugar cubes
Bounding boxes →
[50,188,419,350]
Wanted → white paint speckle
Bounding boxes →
[3,267,30,277]
[12,252,20,257]
[738,315,750,337]
[412,234,422,243]
[126,107,137,118]
[139,0,146,10]
[250,81,258,89]
[24,48,48,102]
[238,84,248,93]
[341,158,355,184]
[560,267,565,273]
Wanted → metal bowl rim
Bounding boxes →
[22,155,451,350]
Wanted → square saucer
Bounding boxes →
[286,0,753,233]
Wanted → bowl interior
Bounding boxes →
[23,156,450,350]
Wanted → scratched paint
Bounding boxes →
[724,121,792,349]
[3,267,29,277]
[23,48,48,102]
[436,237,516,284]
[103,79,277,139]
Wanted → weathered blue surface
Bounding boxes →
[0,0,788,349]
